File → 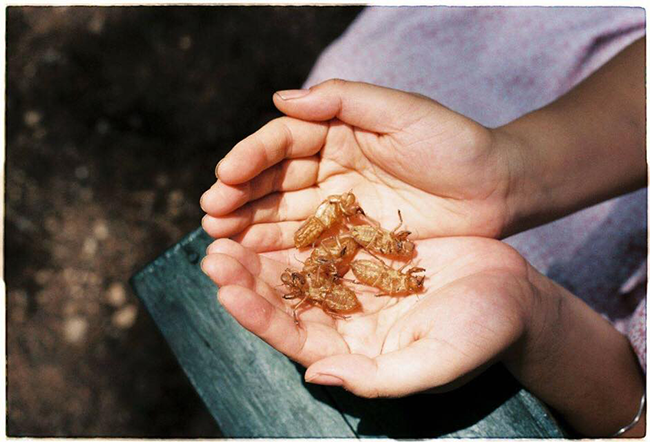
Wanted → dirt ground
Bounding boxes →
[5,6,362,437]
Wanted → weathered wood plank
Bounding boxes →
[130,229,355,438]
[131,227,566,438]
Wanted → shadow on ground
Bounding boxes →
[5,6,362,436]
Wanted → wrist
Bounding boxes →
[502,268,646,437]
[488,123,539,238]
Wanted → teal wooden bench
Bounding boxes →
[130,227,567,438]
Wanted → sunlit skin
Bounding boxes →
[202,236,535,396]
[200,80,513,247]
[200,39,646,437]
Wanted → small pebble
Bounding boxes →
[93,221,109,240]
[179,35,192,50]
[106,282,127,308]
[75,166,89,180]
[169,189,184,205]
[24,110,42,127]
[112,305,138,329]
[34,269,52,285]
[83,237,97,256]
[96,118,110,135]
[63,268,77,283]
[64,316,88,344]
[63,301,77,317]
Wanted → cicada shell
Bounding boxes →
[350,259,425,297]
[321,282,360,313]
[351,210,415,258]
[281,269,360,323]
[293,192,364,248]
[304,234,359,278]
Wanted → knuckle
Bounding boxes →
[323,78,347,88]
[265,117,294,160]
[313,78,348,94]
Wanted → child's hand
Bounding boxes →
[202,236,645,437]
[200,79,515,248]
[202,236,534,397]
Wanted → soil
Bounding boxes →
[5,6,362,437]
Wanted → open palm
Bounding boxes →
[201,80,515,253]
[202,235,532,397]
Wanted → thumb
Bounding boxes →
[304,342,464,398]
[273,79,435,134]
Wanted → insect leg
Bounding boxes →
[391,209,404,234]
[291,295,310,325]
[322,305,350,321]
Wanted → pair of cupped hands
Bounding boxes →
[200,79,544,398]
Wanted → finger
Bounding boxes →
[218,284,350,366]
[217,117,328,186]
[201,156,320,217]
[201,188,323,238]
[303,340,463,398]
[205,239,339,324]
[201,252,284,309]
[274,79,435,134]
[259,248,308,268]
[206,238,301,285]
[232,221,303,253]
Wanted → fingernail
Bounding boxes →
[201,214,208,227]
[275,89,310,100]
[305,373,344,387]
[200,257,207,274]
[215,158,225,180]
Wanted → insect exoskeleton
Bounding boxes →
[305,233,360,278]
[280,268,308,296]
[293,192,365,248]
[305,276,360,315]
[350,210,415,258]
[349,259,425,297]
[280,269,360,324]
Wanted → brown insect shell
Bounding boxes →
[406,267,426,291]
[350,225,415,258]
[280,269,308,297]
[302,258,338,288]
[349,260,384,286]
[293,192,364,248]
[301,275,360,313]
[309,234,359,276]
[335,192,364,217]
[350,259,424,296]
[323,282,360,312]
